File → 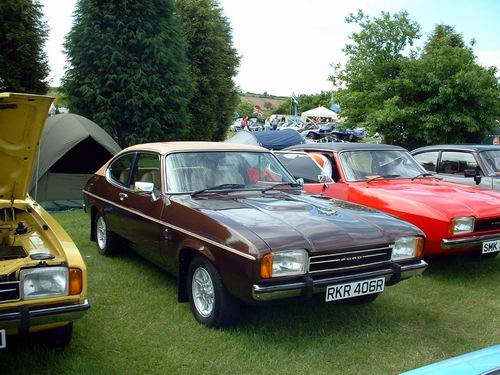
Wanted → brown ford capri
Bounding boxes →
[83,142,427,327]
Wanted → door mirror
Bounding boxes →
[317,174,329,183]
[296,178,304,186]
[464,169,482,185]
[134,181,155,194]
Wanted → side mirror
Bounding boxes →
[134,181,155,194]
[296,178,304,186]
[464,169,482,185]
[317,174,329,183]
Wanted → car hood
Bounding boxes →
[0,93,53,202]
[352,178,500,219]
[186,192,422,253]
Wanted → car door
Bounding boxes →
[125,152,165,265]
[104,152,138,240]
[436,151,488,188]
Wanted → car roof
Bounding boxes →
[412,144,500,153]
[285,142,406,152]
[121,141,267,155]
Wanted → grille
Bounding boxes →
[308,246,392,274]
[475,218,500,232]
[0,281,20,303]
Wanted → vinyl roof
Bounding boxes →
[122,141,267,155]
[412,144,500,153]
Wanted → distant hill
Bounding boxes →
[240,93,288,110]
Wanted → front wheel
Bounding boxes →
[187,256,240,328]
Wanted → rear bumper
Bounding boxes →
[441,233,500,251]
[252,260,427,302]
[0,299,90,332]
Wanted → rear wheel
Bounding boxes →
[95,213,119,256]
[187,256,240,328]
[346,292,380,304]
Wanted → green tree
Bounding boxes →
[62,0,192,147]
[0,0,49,94]
[176,0,239,141]
[235,98,253,118]
[330,10,420,139]
[298,91,333,112]
[379,28,500,147]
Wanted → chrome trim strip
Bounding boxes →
[83,190,257,261]
[0,281,20,304]
[308,260,389,274]
[309,252,387,265]
[441,233,500,249]
[0,299,90,321]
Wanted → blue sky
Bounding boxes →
[42,0,500,96]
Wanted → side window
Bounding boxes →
[438,152,478,174]
[414,152,439,172]
[108,154,135,188]
[276,153,327,183]
[131,153,161,190]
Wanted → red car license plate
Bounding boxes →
[482,239,500,254]
[0,329,6,349]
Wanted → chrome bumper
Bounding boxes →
[252,260,427,302]
[0,299,90,331]
[441,233,500,251]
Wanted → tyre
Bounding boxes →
[187,256,240,328]
[95,213,119,256]
[346,292,380,304]
[39,323,73,347]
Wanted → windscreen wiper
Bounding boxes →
[411,173,434,180]
[262,182,302,193]
[366,174,400,183]
[191,184,247,197]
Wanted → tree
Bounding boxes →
[62,0,192,147]
[175,0,239,141]
[331,12,500,148]
[379,27,500,147]
[0,0,49,94]
[235,98,253,118]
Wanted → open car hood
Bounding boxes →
[0,93,53,202]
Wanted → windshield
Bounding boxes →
[339,150,426,181]
[165,151,296,193]
[480,150,500,176]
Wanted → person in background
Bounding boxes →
[493,136,500,145]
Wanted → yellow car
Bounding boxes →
[0,93,89,347]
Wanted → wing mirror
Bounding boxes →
[296,178,304,186]
[134,181,161,201]
[463,169,482,185]
[317,174,329,183]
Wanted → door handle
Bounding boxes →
[119,192,128,201]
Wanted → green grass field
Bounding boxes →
[1,210,499,374]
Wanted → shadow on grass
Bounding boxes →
[423,253,499,281]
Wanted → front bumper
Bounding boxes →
[0,299,90,332]
[252,260,427,302]
[441,233,500,251]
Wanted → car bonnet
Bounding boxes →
[0,93,53,202]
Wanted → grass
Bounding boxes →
[1,210,499,374]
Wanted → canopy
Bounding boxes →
[30,114,121,209]
[301,106,339,123]
[225,129,306,150]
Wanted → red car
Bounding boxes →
[276,143,500,258]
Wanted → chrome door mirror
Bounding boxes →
[317,174,329,183]
[134,181,155,194]
[296,178,304,186]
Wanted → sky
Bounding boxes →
[42,0,500,97]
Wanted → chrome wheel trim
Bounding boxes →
[96,216,107,250]
[192,267,215,318]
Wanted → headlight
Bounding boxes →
[260,249,308,278]
[450,216,475,234]
[20,267,68,300]
[391,237,424,261]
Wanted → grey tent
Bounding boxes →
[30,114,121,209]
[226,129,307,150]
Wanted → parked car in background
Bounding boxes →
[411,145,500,191]
[84,142,426,327]
[0,93,89,347]
[401,344,500,375]
[278,143,500,258]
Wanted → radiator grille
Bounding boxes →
[475,218,500,232]
[308,246,393,274]
[0,281,20,303]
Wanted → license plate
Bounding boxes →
[326,277,385,302]
[482,239,500,254]
[0,329,5,349]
